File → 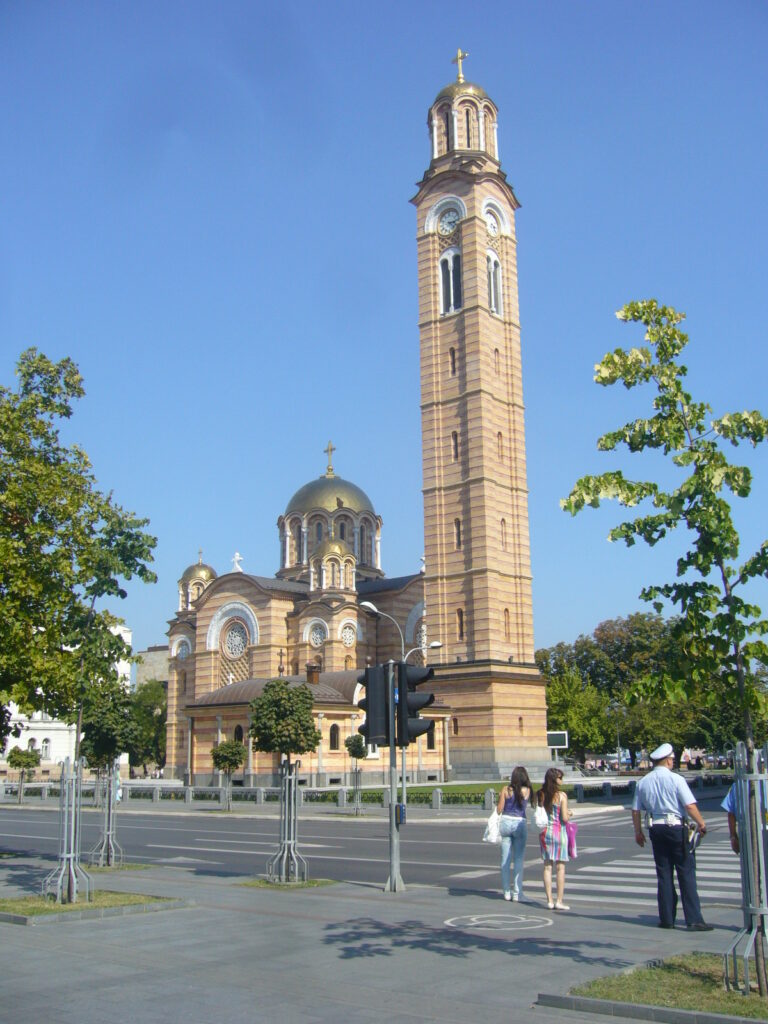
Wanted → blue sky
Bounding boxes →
[1,1,766,658]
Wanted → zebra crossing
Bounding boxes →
[568,836,743,908]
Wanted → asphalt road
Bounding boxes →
[0,798,741,911]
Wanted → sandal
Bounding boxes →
[546,900,555,909]
[555,901,570,911]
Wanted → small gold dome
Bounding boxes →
[312,538,353,559]
[180,552,218,584]
[285,475,375,517]
[434,80,489,104]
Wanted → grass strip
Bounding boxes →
[0,891,165,916]
[573,953,768,1020]
[88,862,150,872]
[239,878,337,890]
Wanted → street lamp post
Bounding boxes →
[359,600,441,805]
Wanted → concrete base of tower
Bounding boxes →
[431,659,551,780]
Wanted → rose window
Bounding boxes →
[176,640,191,661]
[224,622,248,659]
[341,624,356,648]
[309,625,326,649]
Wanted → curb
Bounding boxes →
[0,897,193,927]
[537,993,757,1024]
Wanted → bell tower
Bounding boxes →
[412,52,546,773]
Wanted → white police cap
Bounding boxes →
[650,742,673,761]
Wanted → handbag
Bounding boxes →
[534,804,548,830]
[483,809,502,845]
[565,819,578,859]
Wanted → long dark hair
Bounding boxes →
[537,767,563,813]
[508,765,531,805]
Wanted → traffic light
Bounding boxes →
[357,665,389,745]
[396,661,435,748]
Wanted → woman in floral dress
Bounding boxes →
[535,767,571,910]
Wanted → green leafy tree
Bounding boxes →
[127,679,167,775]
[562,299,768,991]
[0,349,157,747]
[7,745,41,803]
[345,734,367,761]
[544,668,612,763]
[79,676,136,771]
[249,679,321,767]
[211,739,247,811]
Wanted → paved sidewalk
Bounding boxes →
[0,852,739,1024]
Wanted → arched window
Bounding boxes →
[339,522,346,540]
[500,518,507,550]
[234,724,244,743]
[443,108,450,149]
[504,608,511,641]
[451,431,459,461]
[457,608,464,640]
[487,253,502,314]
[27,738,37,751]
[427,722,436,750]
[497,432,504,461]
[316,522,323,543]
[329,724,340,751]
[41,738,51,760]
[359,524,367,565]
[293,521,302,564]
[344,655,353,670]
[452,717,459,736]
[180,671,187,694]
[449,347,456,375]
[439,250,462,315]
[494,348,500,374]
[454,518,462,550]
[465,108,472,148]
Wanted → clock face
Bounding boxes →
[438,209,460,235]
[485,211,499,236]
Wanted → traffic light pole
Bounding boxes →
[385,659,405,892]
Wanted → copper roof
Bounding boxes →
[190,670,361,709]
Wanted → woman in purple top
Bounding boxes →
[496,765,531,901]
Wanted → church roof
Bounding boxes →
[358,573,421,595]
[242,574,309,595]
[284,473,376,518]
[180,552,217,584]
[434,79,489,104]
[190,670,360,708]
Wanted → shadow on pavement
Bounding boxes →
[323,915,631,969]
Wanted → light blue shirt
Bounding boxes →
[632,765,696,818]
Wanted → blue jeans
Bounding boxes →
[500,815,528,895]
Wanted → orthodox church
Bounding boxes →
[165,53,548,786]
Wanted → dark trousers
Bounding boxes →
[649,824,704,926]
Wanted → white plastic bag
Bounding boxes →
[483,809,501,844]
[534,804,548,830]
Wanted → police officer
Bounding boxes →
[632,742,713,931]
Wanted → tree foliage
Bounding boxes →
[6,745,41,774]
[249,679,321,765]
[0,349,157,745]
[345,733,367,761]
[127,679,167,773]
[562,301,768,745]
[80,675,136,771]
[211,739,247,775]
[543,667,612,762]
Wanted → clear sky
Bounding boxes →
[1,1,766,659]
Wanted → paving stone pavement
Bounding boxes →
[0,853,742,1024]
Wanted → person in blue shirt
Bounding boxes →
[632,742,712,931]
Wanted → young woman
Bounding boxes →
[536,767,571,910]
[496,765,532,901]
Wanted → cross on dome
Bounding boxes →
[452,48,469,83]
[324,440,336,477]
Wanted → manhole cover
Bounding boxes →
[444,913,552,933]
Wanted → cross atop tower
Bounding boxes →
[324,440,336,477]
[452,48,469,83]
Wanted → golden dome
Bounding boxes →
[434,80,489,104]
[285,474,375,517]
[180,551,218,584]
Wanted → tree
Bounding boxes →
[562,299,768,990]
[345,734,367,761]
[249,679,321,767]
[127,679,167,775]
[543,668,612,763]
[0,349,156,747]
[211,739,247,811]
[79,675,136,772]
[7,745,41,803]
